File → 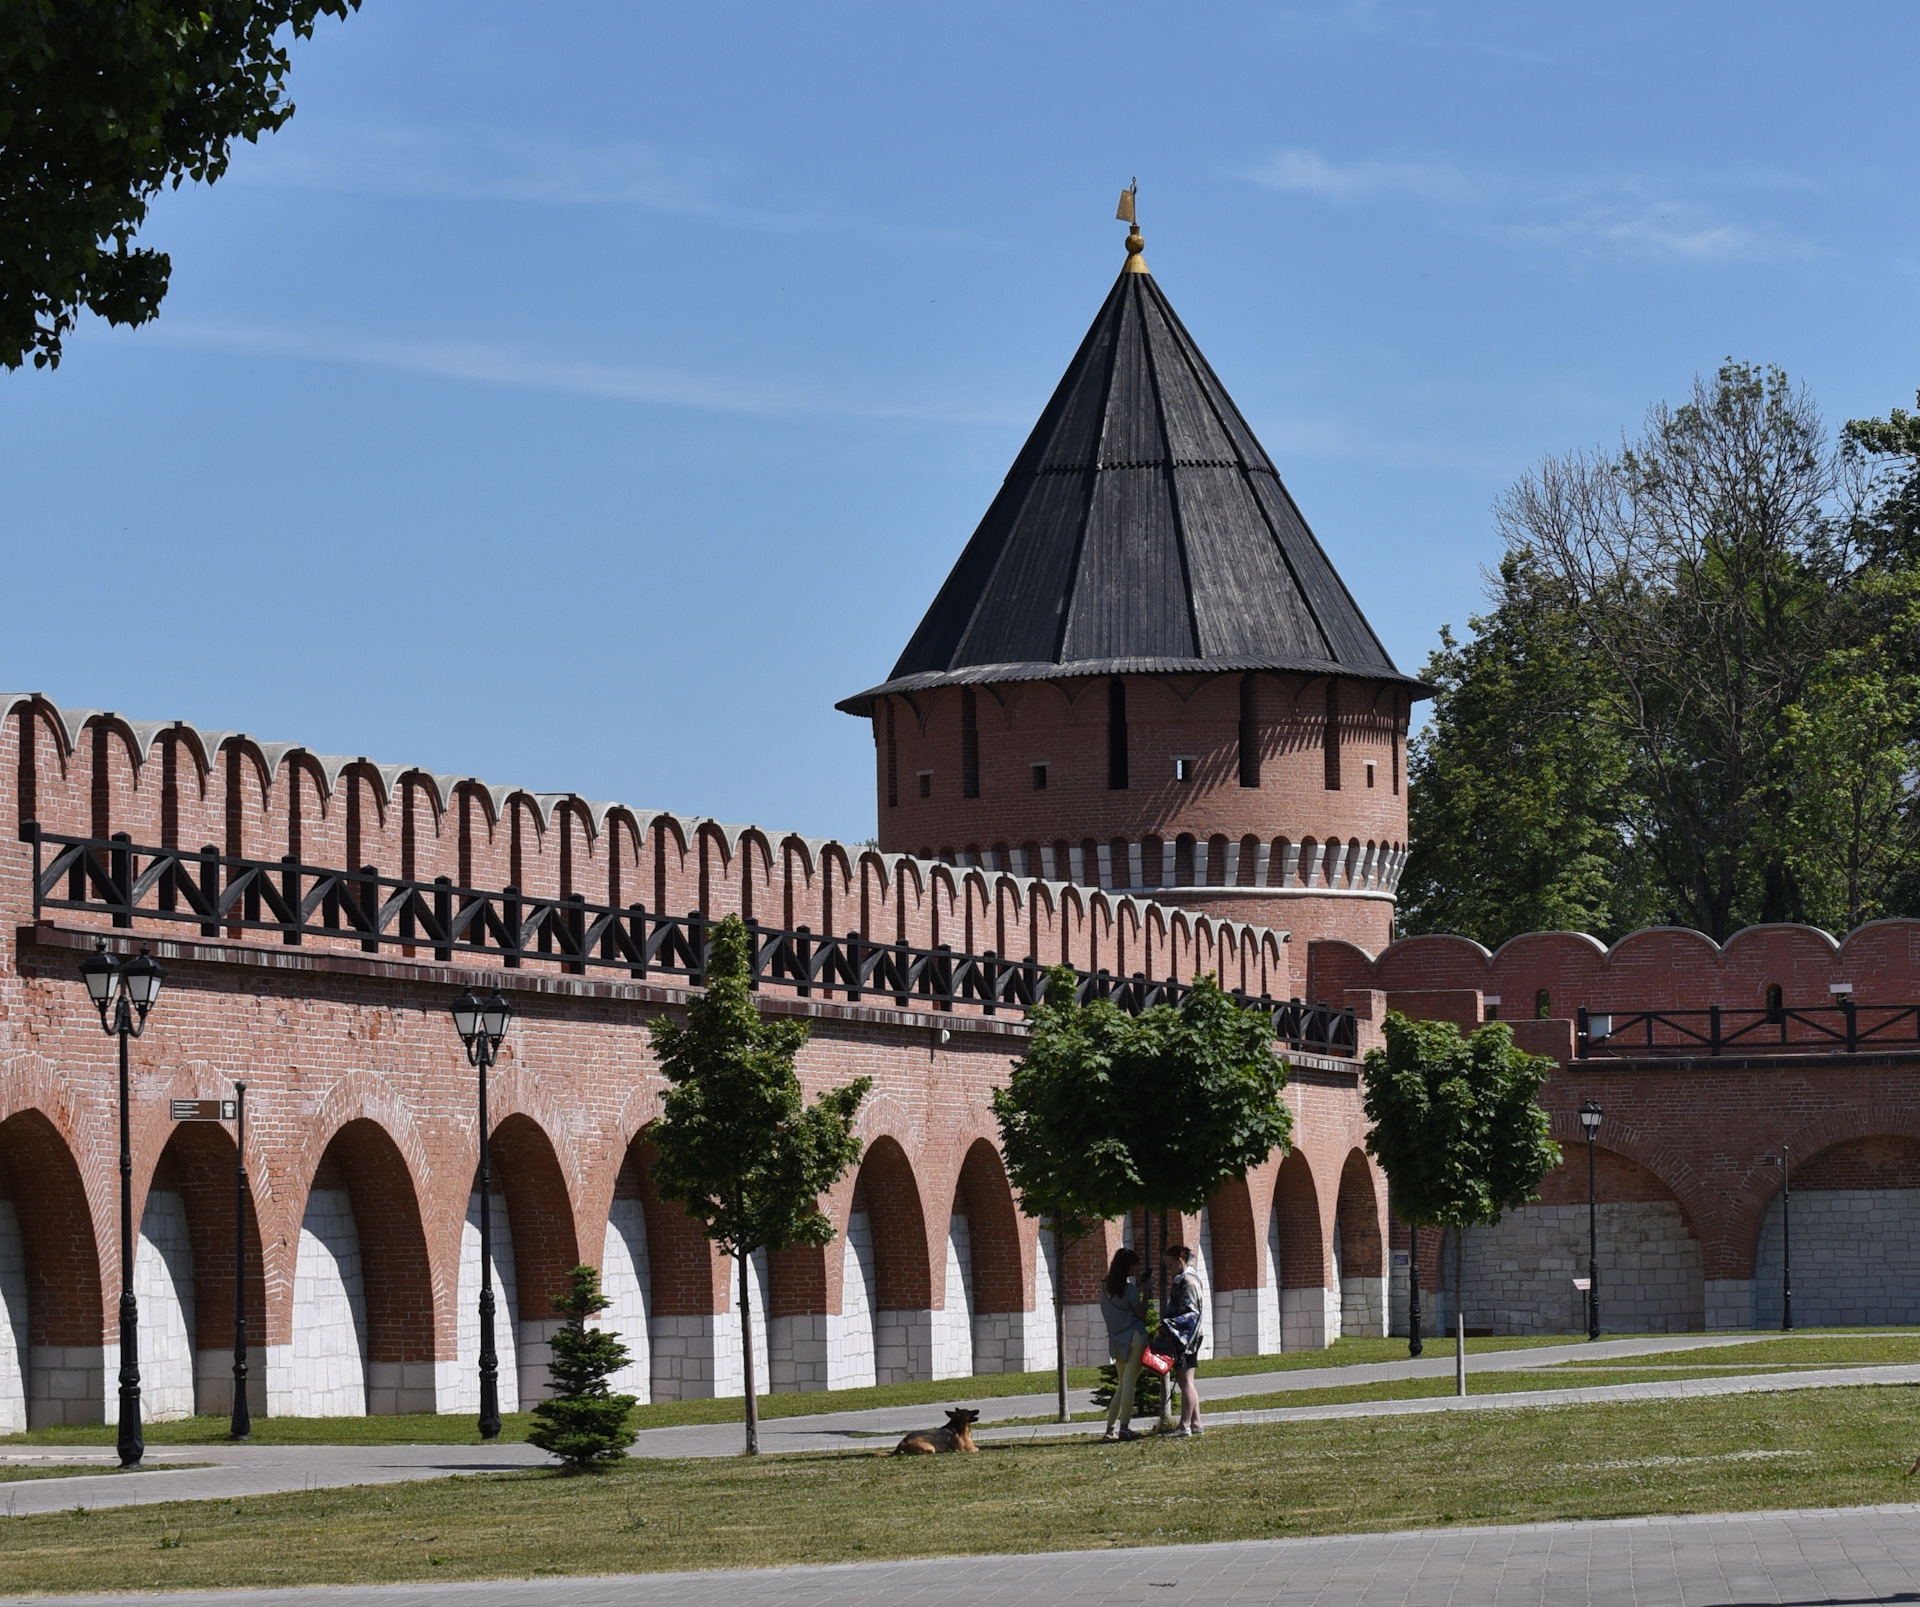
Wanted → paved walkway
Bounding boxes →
[13,1501,1920,1605]
[0,1335,1902,1517]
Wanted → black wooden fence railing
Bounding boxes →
[25,827,1357,1057]
[1576,1002,1920,1058]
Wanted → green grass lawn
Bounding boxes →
[0,1335,1571,1449]
[1562,1334,1920,1369]
[4,1386,1920,1593]
[0,1333,1892,1452]
[1005,1365,1818,1427]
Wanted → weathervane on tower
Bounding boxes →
[1116,178,1148,273]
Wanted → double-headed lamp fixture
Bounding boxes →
[1579,1100,1603,1136]
[81,941,165,1030]
[451,989,512,1060]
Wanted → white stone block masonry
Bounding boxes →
[27,1343,108,1428]
[1756,1188,1920,1326]
[0,1200,28,1433]
[450,1190,519,1415]
[133,1188,195,1421]
[598,1197,652,1404]
[654,1249,770,1401]
[272,1186,367,1417]
[1454,1203,1704,1335]
[934,1214,974,1380]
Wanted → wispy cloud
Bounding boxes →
[1243,146,1819,267]
[233,123,968,249]
[1247,149,1482,207]
[141,319,1020,425]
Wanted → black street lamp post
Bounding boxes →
[1407,1225,1423,1358]
[1580,1100,1602,1340]
[231,1081,251,1440]
[1778,1144,1793,1332]
[451,989,512,1440]
[80,940,165,1469]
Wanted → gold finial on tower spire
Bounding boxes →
[1116,178,1148,273]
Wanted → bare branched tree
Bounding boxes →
[1500,362,1860,938]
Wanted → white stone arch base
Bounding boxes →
[1019,1225,1060,1375]
[1256,1208,1283,1352]
[648,1245,771,1402]
[0,1201,28,1433]
[1192,1211,1217,1362]
[134,1190,195,1421]
[932,1214,974,1380]
[817,1213,878,1391]
[1438,1206,1706,1336]
[270,1188,368,1417]
[451,1191,520,1415]
[597,1199,652,1405]
[1755,1188,1920,1328]
[714,1247,770,1399]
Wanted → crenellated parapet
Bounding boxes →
[1,693,1297,1002]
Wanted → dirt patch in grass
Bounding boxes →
[3,1386,1919,1593]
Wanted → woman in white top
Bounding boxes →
[1161,1243,1205,1437]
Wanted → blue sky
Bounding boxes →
[3,2,1916,840]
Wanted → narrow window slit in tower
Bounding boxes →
[960,688,980,799]
[1107,677,1129,790]
[885,699,899,808]
[1323,679,1341,791]
[1239,673,1260,788]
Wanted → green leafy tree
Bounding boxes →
[1118,976,1295,1237]
[1363,1013,1559,1390]
[1505,362,1850,937]
[1402,550,1657,946]
[1781,572,1920,932]
[1417,364,1920,944]
[1117,975,1294,1423]
[1,0,362,370]
[993,966,1145,1422]
[648,915,870,1455]
[1845,391,1920,568]
[527,1265,638,1471]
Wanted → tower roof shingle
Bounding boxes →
[838,245,1423,716]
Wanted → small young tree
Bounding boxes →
[1364,1012,1561,1395]
[649,914,870,1455]
[527,1264,638,1470]
[1119,975,1293,1422]
[992,966,1143,1422]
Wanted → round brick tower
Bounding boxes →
[838,221,1427,965]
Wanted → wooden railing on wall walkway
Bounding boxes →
[1577,1003,1920,1058]
[24,826,1357,1057]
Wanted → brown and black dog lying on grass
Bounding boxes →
[893,1407,981,1454]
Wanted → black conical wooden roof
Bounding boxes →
[838,253,1422,715]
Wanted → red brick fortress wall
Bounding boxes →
[1312,927,1920,1335]
[0,692,1380,1424]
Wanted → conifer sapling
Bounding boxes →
[528,1264,638,1470]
